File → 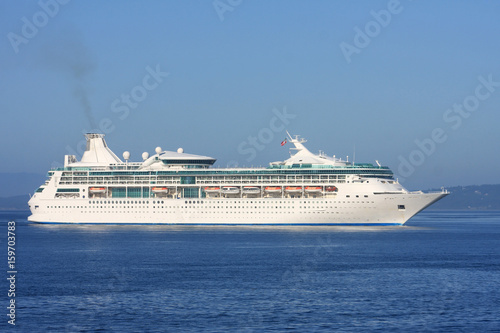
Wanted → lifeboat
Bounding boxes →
[305,186,322,193]
[326,186,338,192]
[285,186,302,193]
[265,186,282,193]
[89,187,106,193]
[242,186,261,194]
[152,187,168,193]
[221,186,240,194]
[204,187,221,193]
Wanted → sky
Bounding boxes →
[1,0,499,190]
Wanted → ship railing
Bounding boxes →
[424,189,449,194]
[408,189,449,194]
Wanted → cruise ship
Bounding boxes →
[28,133,448,225]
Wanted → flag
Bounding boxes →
[280,138,287,146]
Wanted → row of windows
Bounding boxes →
[183,199,369,204]
[60,168,392,176]
[46,201,377,210]
[88,200,168,205]
[66,211,364,216]
[84,198,371,205]
[48,209,372,215]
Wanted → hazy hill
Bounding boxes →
[0,194,30,210]
[427,184,500,210]
[0,172,45,197]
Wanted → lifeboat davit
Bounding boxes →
[152,187,168,193]
[326,186,338,192]
[305,186,322,193]
[204,187,221,193]
[89,187,106,193]
[285,186,302,193]
[265,186,282,193]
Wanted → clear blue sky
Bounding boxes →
[1,0,499,190]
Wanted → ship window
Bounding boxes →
[346,195,350,198]
[398,205,405,210]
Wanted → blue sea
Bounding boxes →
[1,211,500,332]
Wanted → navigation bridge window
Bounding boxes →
[398,205,405,211]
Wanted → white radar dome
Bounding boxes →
[177,148,184,154]
[155,147,162,154]
[123,151,130,160]
[142,152,149,160]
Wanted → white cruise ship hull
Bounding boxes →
[28,191,447,226]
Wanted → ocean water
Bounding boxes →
[1,211,500,332]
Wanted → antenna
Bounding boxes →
[285,130,293,141]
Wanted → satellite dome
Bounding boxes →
[177,148,184,154]
[155,147,162,154]
[123,151,130,160]
[142,152,149,160]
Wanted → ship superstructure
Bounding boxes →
[28,133,448,225]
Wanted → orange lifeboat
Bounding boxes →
[152,187,168,193]
[265,186,282,193]
[285,186,302,193]
[305,186,322,193]
[204,187,221,193]
[89,187,106,193]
